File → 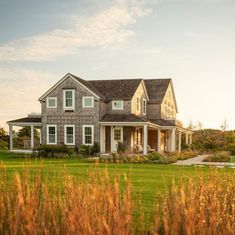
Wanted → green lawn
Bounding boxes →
[0,150,232,219]
[230,156,235,162]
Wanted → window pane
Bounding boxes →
[49,135,55,143]
[66,135,73,144]
[84,97,92,107]
[113,100,123,109]
[67,127,73,135]
[114,129,121,141]
[66,99,72,107]
[66,91,72,99]
[85,127,92,135]
[49,127,55,134]
[48,99,55,107]
[85,136,92,144]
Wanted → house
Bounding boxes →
[7,73,193,154]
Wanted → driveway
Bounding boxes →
[173,155,235,168]
[173,155,208,166]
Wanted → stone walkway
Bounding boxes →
[173,155,235,168]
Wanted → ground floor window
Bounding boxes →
[47,125,57,144]
[64,125,75,145]
[83,125,94,145]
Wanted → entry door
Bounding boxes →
[111,127,123,152]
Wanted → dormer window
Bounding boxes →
[63,89,75,110]
[112,100,123,110]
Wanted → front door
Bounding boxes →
[111,127,123,152]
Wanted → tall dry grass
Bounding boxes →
[0,165,235,235]
[153,170,235,235]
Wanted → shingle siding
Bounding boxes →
[41,77,100,146]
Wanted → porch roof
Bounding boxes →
[7,116,42,126]
[100,114,149,123]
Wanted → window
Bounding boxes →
[47,97,57,108]
[136,96,140,112]
[63,89,75,110]
[142,99,146,115]
[82,96,94,108]
[112,100,123,110]
[64,125,75,145]
[114,129,121,141]
[83,125,94,145]
[47,125,57,144]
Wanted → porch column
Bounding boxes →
[170,128,176,152]
[9,124,13,150]
[178,131,182,152]
[143,125,148,155]
[157,129,161,153]
[189,134,193,145]
[39,128,42,145]
[31,125,34,149]
[185,133,189,144]
[100,125,106,153]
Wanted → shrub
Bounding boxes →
[203,151,231,162]
[227,144,235,155]
[35,145,72,158]
[148,152,162,161]
[117,142,126,155]
[79,142,100,156]
[0,141,8,150]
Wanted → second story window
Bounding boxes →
[83,96,94,108]
[63,89,75,110]
[47,97,57,108]
[112,100,123,110]
[136,96,140,112]
[143,99,146,115]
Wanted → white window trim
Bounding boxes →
[46,124,57,145]
[46,97,57,108]
[83,125,94,145]
[64,124,75,145]
[112,100,124,110]
[63,89,75,110]
[82,96,94,108]
[142,98,146,115]
[136,96,140,112]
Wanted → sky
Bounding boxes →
[0,0,234,130]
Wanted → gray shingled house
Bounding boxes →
[7,73,193,154]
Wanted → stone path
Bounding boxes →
[173,155,235,168]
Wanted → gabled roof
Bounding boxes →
[144,79,171,104]
[38,73,104,101]
[89,79,142,100]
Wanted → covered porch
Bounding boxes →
[7,114,42,153]
[99,116,193,155]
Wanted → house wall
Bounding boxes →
[106,100,132,114]
[41,76,100,146]
[146,103,161,119]
[131,81,148,116]
[161,84,177,120]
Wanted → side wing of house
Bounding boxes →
[39,74,101,147]
[160,82,178,120]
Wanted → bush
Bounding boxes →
[203,151,231,162]
[170,150,198,160]
[117,142,126,155]
[227,144,235,155]
[147,152,162,160]
[79,142,100,156]
[35,145,72,158]
[0,141,8,150]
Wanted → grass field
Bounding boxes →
[0,150,233,219]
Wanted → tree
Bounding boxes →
[17,127,39,138]
[220,119,229,132]
[0,127,7,137]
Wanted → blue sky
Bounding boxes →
[0,0,235,129]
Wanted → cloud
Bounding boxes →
[0,0,151,62]
[0,67,55,128]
